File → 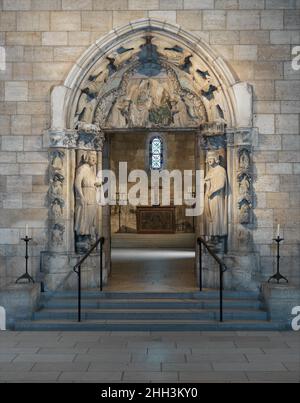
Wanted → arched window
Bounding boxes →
[150,136,163,170]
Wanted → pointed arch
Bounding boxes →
[50,18,253,132]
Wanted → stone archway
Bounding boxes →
[45,18,258,292]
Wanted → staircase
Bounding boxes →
[111,234,195,249]
[14,290,286,331]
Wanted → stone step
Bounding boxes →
[42,290,260,300]
[16,289,276,332]
[34,308,267,321]
[44,299,262,310]
[15,319,286,332]
[111,234,195,248]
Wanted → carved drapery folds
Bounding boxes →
[74,150,102,253]
[198,123,228,249]
[204,150,228,238]
[48,125,105,254]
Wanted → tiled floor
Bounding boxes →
[0,331,299,383]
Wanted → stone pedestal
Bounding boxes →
[261,283,300,327]
[198,252,260,291]
[223,253,260,291]
[42,251,108,291]
[0,284,40,329]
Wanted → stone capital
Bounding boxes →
[48,129,78,149]
[77,123,105,152]
[234,128,258,147]
[199,122,226,137]
[48,125,105,151]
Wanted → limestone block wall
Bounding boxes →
[109,132,196,234]
[0,0,299,287]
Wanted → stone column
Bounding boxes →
[48,147,76,254]
[223,128,260,290]
[44,126,107,291]
[195,129,205,238]
[228,128,258,254]
[226,129,235,252]
[101,136,111,280]
[43,130,78,290]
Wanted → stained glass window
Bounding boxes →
[150,137,163,170]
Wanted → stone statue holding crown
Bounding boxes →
[204,150,228,238]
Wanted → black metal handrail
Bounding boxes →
[197,237,228,322]
[73,237,105,322]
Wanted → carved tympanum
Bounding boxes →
[238,199,252,225]
[71,35,227,130]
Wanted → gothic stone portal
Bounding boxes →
[45,20,258,292]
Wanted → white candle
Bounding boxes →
[277,224,280,238]
[25,224,29,237]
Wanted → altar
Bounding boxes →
[136,206,176,234]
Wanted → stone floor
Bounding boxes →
[107,248,196,291]
[0,331,299,383]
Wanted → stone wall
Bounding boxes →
[110,132,196,233]
[0,0,299,287]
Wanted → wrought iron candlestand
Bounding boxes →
[268,236,288,284]
[16,236,35,284]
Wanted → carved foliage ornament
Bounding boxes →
[77,122,105,151]
[198,123,227,159]
[49,126,105,151]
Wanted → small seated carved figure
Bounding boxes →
[50,177,63,198]
[52,224,64,246]
[239,175,251,196]
[239,202,251,224]
[239,149,250,170]
[51,198,63,218]
[51,151,64,171]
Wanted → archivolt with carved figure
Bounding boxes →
[74,35,227,130]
